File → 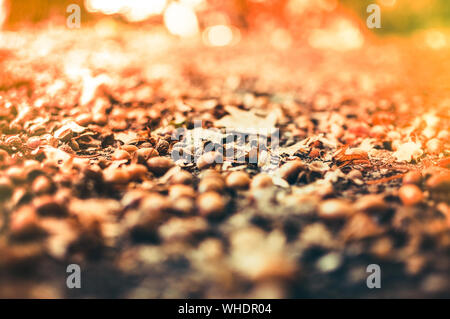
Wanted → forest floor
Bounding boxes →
[0,26,449,298]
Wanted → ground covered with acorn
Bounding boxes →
[0,27,449,298]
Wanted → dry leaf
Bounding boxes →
[214,106,278,134]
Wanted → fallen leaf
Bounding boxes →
[393,141,423,162]
[214,106,278,134]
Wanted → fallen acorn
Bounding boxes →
[426,172,450,191]
[156,139,170,155]
[171,197,195,215]
[31,175,54,195]
[111,149,131,161]
[104,167,131,184]
[33,196,67,217]
[169,184,196,199]
[146,156,174,176]
[197,191,226,217]
[399,184,424,206]
[199,169,222,179]
[251,173,273,189]
[198,177,225,193]
[403,171,422,185]
[9,206,45,240]
[318,199,354,219]
[158,216,208,242]
[75,113,92,126]
[125,164,148,180]
[226,171,251,190]
[121,145,138,154]
[347,169,362,180]
[0,176,13,200]
[341,213,384,241]
[354,194,388,213]
[169,170,194,185]
[136,147,159,163]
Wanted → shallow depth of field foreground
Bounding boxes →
[0,0,449,298]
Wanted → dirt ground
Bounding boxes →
[0,26,449,298]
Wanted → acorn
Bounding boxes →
[136,147,159,163]
[32,176,54,194]
[156,139,170,155]
[226,171,251,190]
[147,157,174,176]
[251,174,273,189]
[399,184,424,206]
[170,170,194,185]
[198,177,225,193]
[197,192,225,217]
[125,164,148,180]
[402,171,422,185]
[318,199,354,220]
[104,167,131,184]
[0,176,13,200]
[111,149,131,161]
[169,184,196,199]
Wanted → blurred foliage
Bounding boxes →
[4,0,450,34]
[342,0,450,34]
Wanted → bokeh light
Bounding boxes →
[164,2,199,37]
[203,25,240,47]
[0,0,8,29]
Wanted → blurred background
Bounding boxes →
[1,0,450,38]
